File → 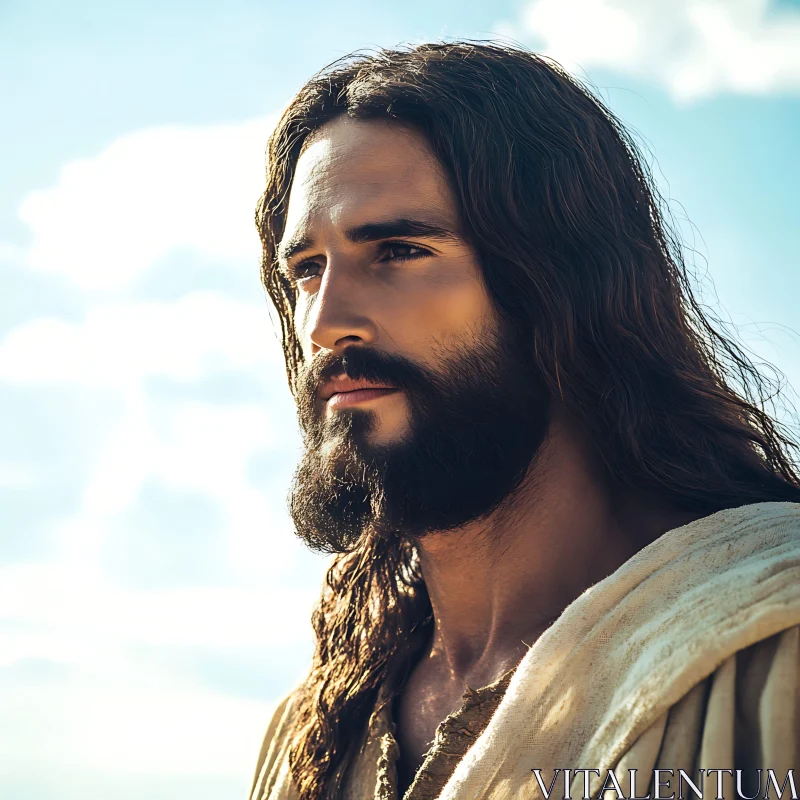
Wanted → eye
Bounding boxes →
[284,259,322,284]
[282,241,432,287]
[379,241,431,262]
[286,261,320,281]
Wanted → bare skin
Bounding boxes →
[279,115,699,793]
[393,416,697,791]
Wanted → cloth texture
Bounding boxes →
[249,502,800,800]
[342,660,517,800]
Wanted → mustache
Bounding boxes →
[296,347,436,406]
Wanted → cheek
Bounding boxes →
[397,269,495,350]
[293,295,315,356]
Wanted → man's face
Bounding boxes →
[278,116,550,551]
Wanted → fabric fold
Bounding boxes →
[438,502,800,800]
[250,502,800,800]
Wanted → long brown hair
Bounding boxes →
[255,41,800,798]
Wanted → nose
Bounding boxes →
[300,259,379,357]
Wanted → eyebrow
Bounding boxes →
[276,217,463,265]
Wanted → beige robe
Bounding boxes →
[250,502,800,800]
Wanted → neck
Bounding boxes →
[412,407,699,689]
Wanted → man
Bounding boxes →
[249,42,800,800]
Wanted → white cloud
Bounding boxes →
[0,114,306,578]
[53,397,303,579]
[0,665,274,782]
[0,114,326,797]
[0,288,304,578]
[0,563,317,658]
[0,464,36,488]
[498,0,800,101]
[0,561,319,781]
[18,115,276,291]
[0,291,280,390]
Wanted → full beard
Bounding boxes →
[288,320,551,553]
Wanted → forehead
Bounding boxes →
[283,116,458,239]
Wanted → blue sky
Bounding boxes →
[2,1,799,798]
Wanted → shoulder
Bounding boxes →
[622,623,799,775]
[248,688,303,800]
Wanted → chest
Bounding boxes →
[390,658,517,799]
[393,676,465,785]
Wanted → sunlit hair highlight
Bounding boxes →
[254,41,800,799]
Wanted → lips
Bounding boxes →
[319,376,398,401]
[328,387,400,410]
